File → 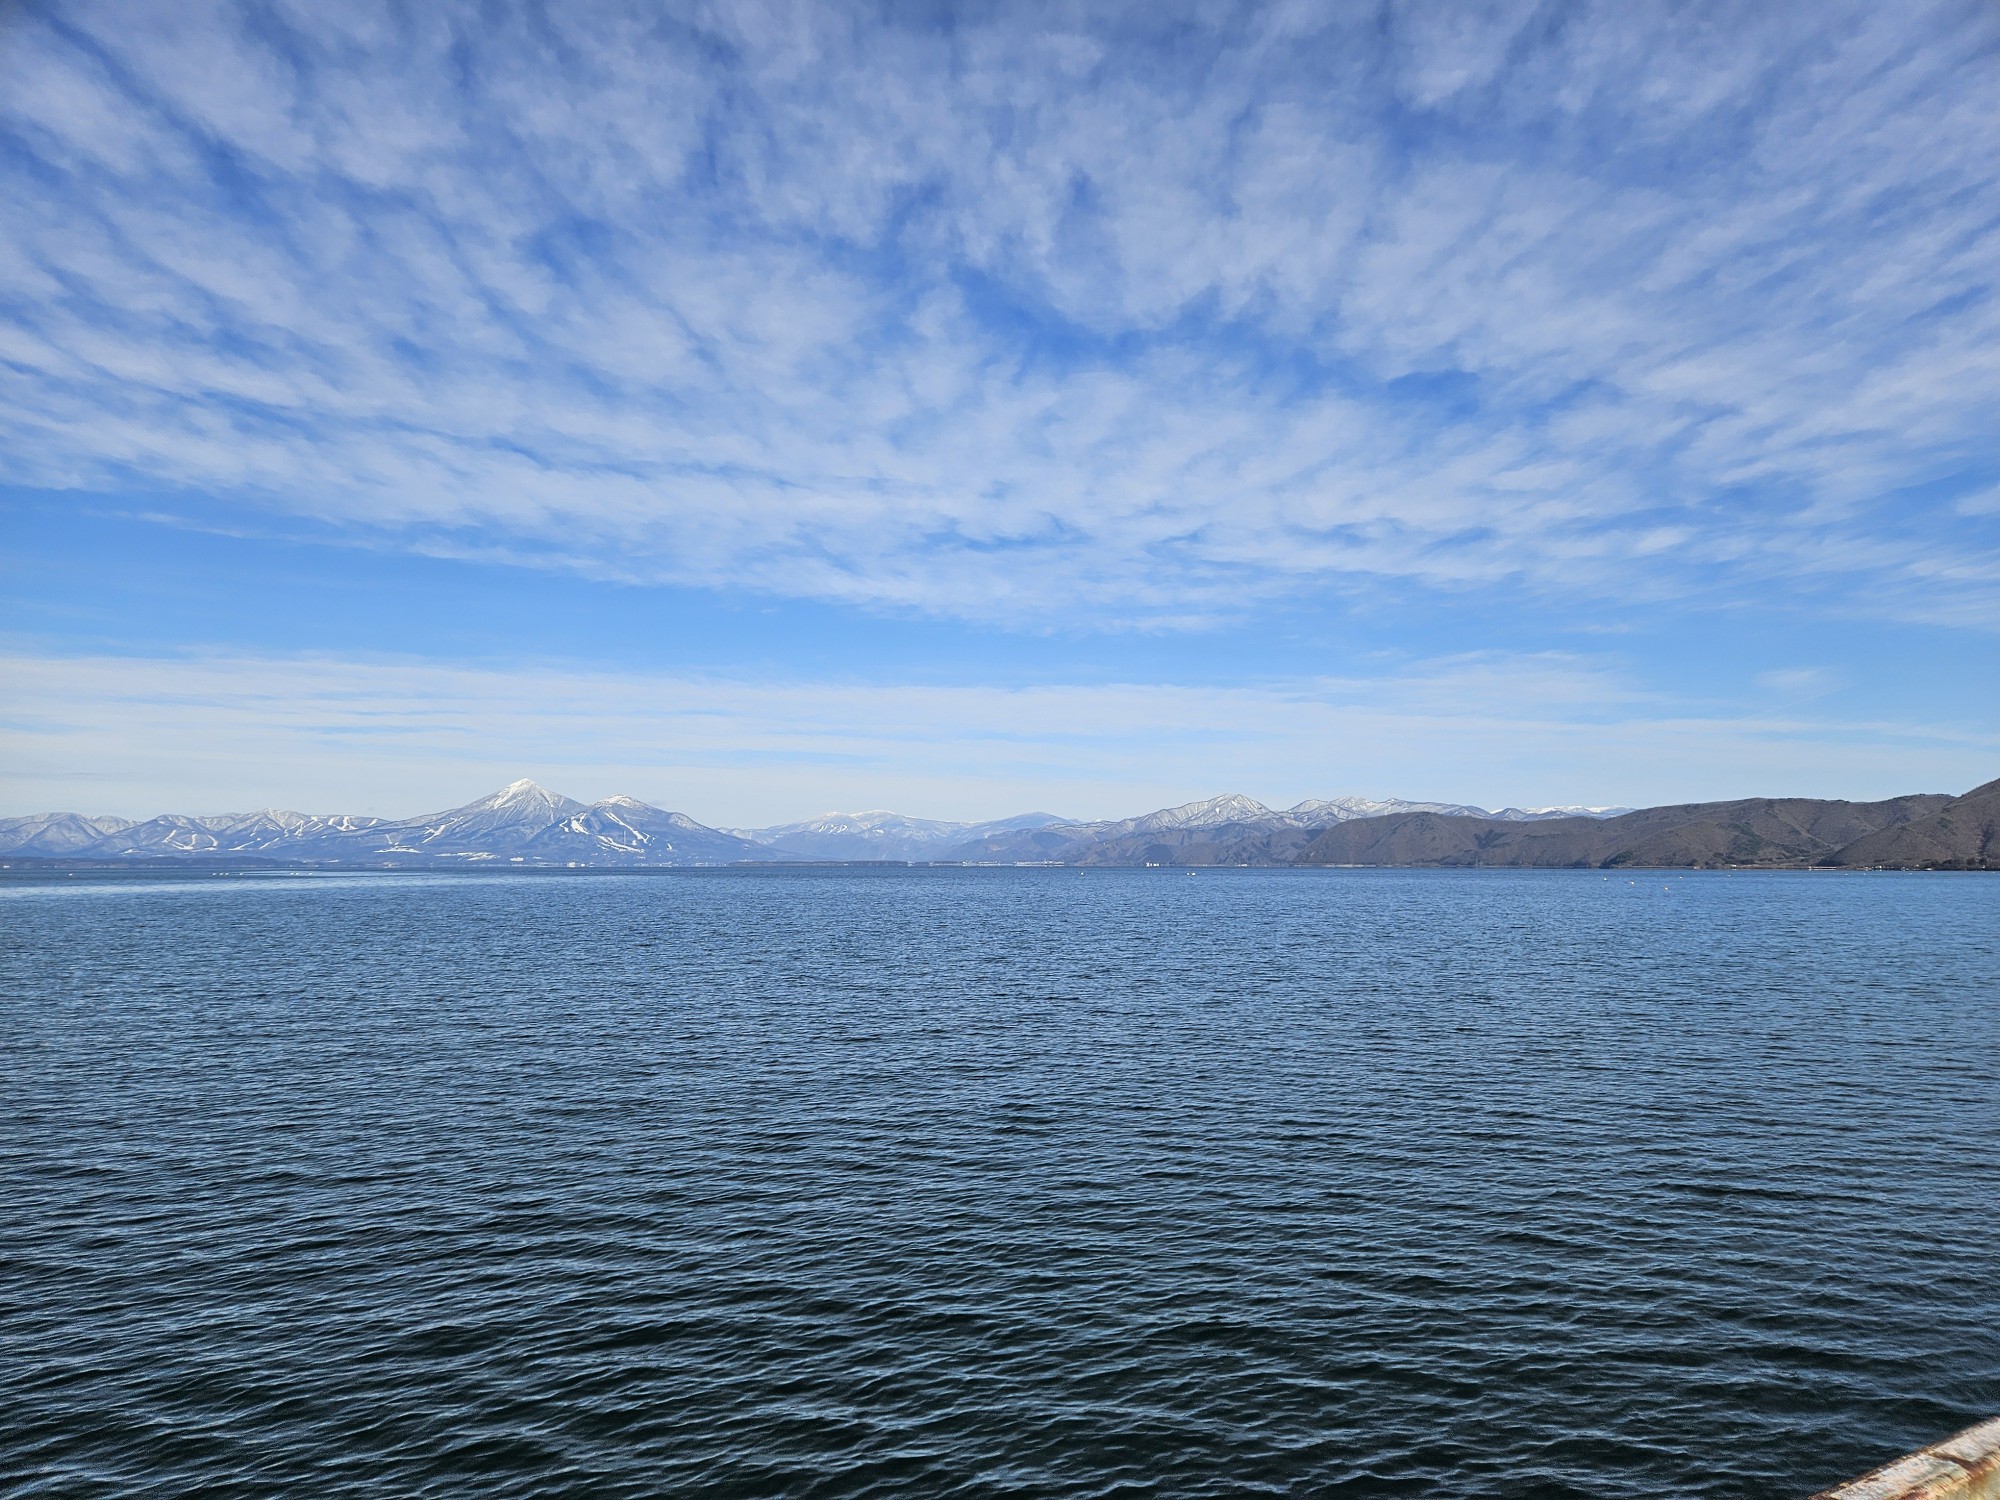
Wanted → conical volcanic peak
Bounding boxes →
[313,782,770,863]
[389,780,589,851]
[478,779,583,814]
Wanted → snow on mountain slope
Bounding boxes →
[64,810,386,856]
[1128,795,1273,832]
[332,782,774,863]
[530,797,778,863]
[1026,793,1492,842]
[0,812,136,855]
[379,778,588,852]
[1285,796,1491,823]
[1489,805,1633,820]
[89,814,237,854]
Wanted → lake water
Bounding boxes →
[3,867,1996,1497]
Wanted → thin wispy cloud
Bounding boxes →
[3,0,1996,625]
[3,649,1990,823]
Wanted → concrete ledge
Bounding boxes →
[1811,1417,2000,1500]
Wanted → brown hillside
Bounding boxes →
[1291,791,1968,869]
[1821,777,2000,869]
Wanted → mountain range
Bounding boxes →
[0,780,774,867]
[722,795,1625,861]
[2,778,1993,869]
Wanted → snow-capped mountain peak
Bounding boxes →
[482,778,576,811]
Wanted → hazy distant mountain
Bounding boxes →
[733,809,1072,861]
[944,793,1632,862]
[1487,804,1636,821]
[944,794,1301,863]
[0,812,136,855]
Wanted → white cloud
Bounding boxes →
[0,0,1995,625]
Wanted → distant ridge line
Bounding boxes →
[1,777,1993,870]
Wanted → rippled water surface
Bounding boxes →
[4,867,1997,1497]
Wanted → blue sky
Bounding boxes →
[2,0,1996,822]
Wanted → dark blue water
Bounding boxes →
[3,868,1996,1498]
